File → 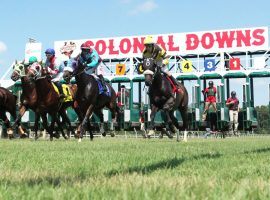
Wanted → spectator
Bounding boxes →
[226,91,240,136]
[202,81,217,120]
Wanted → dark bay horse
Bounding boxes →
[27,64,69,140]
[0,86,25,138]
[142,58,189,141]
[67,59,119,142]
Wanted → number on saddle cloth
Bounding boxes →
[52,83,73,102]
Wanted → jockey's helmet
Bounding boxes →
[45,48,55,55]
[81,41,93,53]
[144,36,154,45]
[29,56,38,64]
[231,91,236,96]
[208,81,214,86]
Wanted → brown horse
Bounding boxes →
[10,61,45,139]
[142,58,189,141]
[0,86,25,138]
[27,64,68,140]
[66,58,119,142]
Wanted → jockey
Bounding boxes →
[44,48,65,97]
[142,36,179,88]
[79,41,107,92]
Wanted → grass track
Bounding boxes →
[1,136,270,199]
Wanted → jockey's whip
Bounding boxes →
[101,61,114,74]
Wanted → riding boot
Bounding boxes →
[56,82,65,98]
[98,74,107,92]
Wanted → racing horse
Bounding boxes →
[142,58,189,141]
[67,59,119,142]
[10,61,44,139]
[0,86,25,138]
[26,63,69,140]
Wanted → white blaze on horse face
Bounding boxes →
[143,70,154,75]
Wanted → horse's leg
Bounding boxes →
[87,118,94,140]
[52,113,68,140]
[148,105,158,137]
[80,104,94,142]
[73,103,84,138]
[41,114,54,141]
[49,114,58,138]
[12,105,26,132]
[95,109,105,136]
[163,97,177,133]
[179,106,188,142]
[33,112,40,140]
[0,111,13,139]
[59,106,75,138]
[107,100,119,136]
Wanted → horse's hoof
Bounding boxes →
[50,137,53,141]
[54,133,60,139]
[148,130,155,137]
[159,134,163,139]
[78,138,82,143]
[102,132,106,137]
[110,132,115,137]
[90,136,94,141]
[168,124,177,133]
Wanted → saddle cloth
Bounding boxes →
[52,83,73,102]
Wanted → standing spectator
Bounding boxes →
[226,91,240,135]
[202,81,217,120]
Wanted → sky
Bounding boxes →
[0,0,270,106]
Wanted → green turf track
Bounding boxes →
[1,136,270,200]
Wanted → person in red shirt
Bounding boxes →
[226,91,240,135]
[202,81,217,120]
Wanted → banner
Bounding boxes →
[54,27,268,60]
[25,43,42,63]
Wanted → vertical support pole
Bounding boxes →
[226,78,230,100]
[243,84,246,108]
[246,77,251,108]
[250,77,254,107]
[138,81,142,105]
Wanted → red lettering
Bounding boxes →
[186,34,199,50]
[119,38,131,54]
[252,28,265,46]
[215,31,235,48]
[108,39,119,55]
[156,36,166,50]
[133,37,145,53]
[201,33,215,49]
[95,40,106,55]
[236,30,251,47]
[167,35,179,51]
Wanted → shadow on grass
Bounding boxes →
[243,147,270,154]
[0,172,88,187]
[106,152,222,177]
